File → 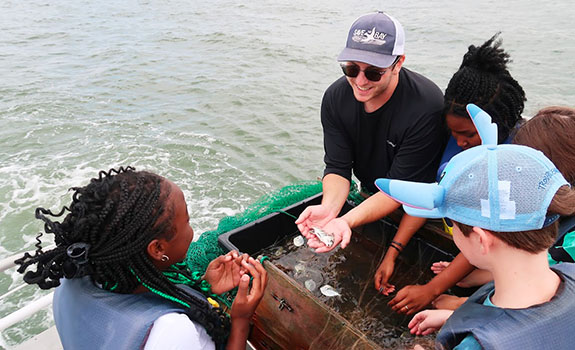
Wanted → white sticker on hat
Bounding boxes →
[481,199,490,218]
[498,181,516,219]
[480,181,516,219]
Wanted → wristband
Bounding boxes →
[389,243,402,253]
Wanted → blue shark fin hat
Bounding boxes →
[375,104,569,232]
[337,11,405,68]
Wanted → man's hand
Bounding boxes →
[295,204,338,237]
[304,217,352,253]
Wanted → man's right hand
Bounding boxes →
[296,205,354,253]
[295,204,337,240]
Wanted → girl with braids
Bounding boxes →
[376,34,527,315]
[15,167,267,350]
[439,32,526,175]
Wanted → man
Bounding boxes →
[296,11,446,290]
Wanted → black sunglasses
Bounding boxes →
[340,57,400,82]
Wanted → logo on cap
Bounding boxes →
[352,27,388,46]
[538,168,560,190]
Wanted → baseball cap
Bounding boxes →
[375,104,569,232]
[337,11,405,68]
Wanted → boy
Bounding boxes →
[375,104,575,349]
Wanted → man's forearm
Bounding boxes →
[321,173,351,217]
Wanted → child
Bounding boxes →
[376,105,575,349]
[376,34,526,314]
[431,106,575,309]
[15,167,267,350]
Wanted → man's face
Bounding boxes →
[342,58,402,110]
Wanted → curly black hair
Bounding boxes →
[15,166,230,343]
[444,33,526,143]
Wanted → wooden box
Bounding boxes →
[218,194,457,350]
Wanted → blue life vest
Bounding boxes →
[436,263,575,350]
[53,277,210,350]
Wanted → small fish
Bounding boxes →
[309,227,334,247]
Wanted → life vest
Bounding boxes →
[549,216,575,263]
[53,276,211,350]
[436,263,575,350]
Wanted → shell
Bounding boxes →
[304,279,317,291]
[293,235,305,247]
[320,284,341,297]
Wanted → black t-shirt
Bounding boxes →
[321,68,447,193]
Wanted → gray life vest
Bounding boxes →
[436,263,575,350]
[53,276,208,350]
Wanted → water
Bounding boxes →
[1,0,574,347]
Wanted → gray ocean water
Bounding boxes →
[1,0,574,347]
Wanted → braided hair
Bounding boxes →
[444,33,526,143]
[15,166,230,343]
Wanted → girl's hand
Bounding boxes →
[203,251,248,295]
[374,253,396,295]
[389,284,437,315]
[230,257,268,320]
[408,309,453,336]
[430,261,450,274]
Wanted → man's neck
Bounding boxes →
[364,73,400,113]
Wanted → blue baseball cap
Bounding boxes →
[337,12,405,68]
[375,104,569,232]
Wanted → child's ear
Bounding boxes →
[472,226,494,255]
[147,239,167,262]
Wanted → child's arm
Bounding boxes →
[455,269,492,288]
[227,257,268,350]
[432,294,468,310]
[375,214,426,295]
[408,309,453,336]
[389,253,475,314]
[431,262,493,288]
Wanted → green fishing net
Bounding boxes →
[184,180,364,306]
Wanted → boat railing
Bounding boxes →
[0,250,54,337]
